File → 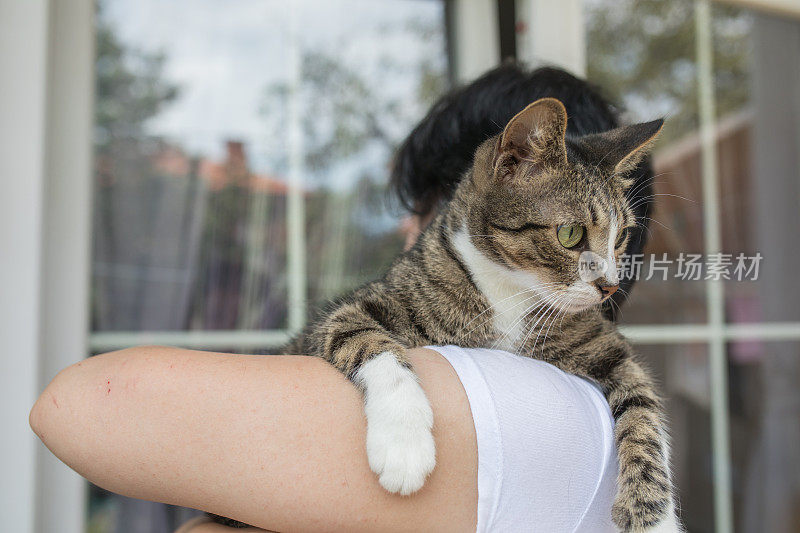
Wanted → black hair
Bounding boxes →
[390,62,655,319]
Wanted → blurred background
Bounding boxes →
[2,0,800,532]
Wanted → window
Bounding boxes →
[88,0,449,529]
[13,1,799,532]
[90,0,448,351]
[585,1,800,531]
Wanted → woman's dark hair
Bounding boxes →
[390,62,655,319]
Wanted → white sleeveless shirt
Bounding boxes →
[428,346,618,533]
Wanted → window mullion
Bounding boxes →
[696,2,734,532]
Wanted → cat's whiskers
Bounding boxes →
[624,171,675,202]
[504,290,563,342]
[491,292,559,351]
[542,297,565,357]
[625,183,663,206]
[461,287,538,331]
[495,290,559,352]
[607,295,624,322]
[616,287,632,307]
[513,307,542,358]
[629,170,676,190]
[538,294,568,356]
[520,291,563,355]
[467,284,564,349]
[639,215,671,232]
[460,282,563,340]
[532,293,567,355]
[463,291,542,342]
[628,192,694,212]
[528,296,561,356]
[632,220,655,241]
[557,296,573,329]
[602,170,623,186]
[511,291,562,356]
[633,192,697,206]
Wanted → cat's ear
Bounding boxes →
[495,97,568,178]
[584,119,664,181]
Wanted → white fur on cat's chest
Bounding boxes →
[452,228,547,351]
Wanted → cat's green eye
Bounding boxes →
[557,224,584,248]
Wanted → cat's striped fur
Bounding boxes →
[283,99,680,531]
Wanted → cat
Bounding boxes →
[215,98,680,531]
[389,64,655,324]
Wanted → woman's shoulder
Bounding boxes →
[425,345,618,532]
[428,344,612,420]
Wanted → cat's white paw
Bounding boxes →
[635,501,683,533]
[355,351,436,495]
[640,514,682,533]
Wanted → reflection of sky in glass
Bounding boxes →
[104,0,445,186]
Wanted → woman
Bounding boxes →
[31,64,654,532]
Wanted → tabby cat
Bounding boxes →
[222,98,681,531]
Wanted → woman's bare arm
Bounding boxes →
[29,346,478,532]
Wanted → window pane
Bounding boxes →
[712,5,800,325]
[585,0,708,324]
[637,343,714,532]
[728,341,800,532]
[91,0,448,530]
[92,0,448,335]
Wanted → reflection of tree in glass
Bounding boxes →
[587,5,760,531]
[260,49,446,177]
[586,0,751,142]
[259,19,448,305]
[91,2,448,338]
[95,5,179,149]
[93,3,195,336]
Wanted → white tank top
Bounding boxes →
[428,346,618,533]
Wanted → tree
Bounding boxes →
[94,5,179,149]
[258,18,448,303]
[586,0,751,142]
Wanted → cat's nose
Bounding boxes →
[596,283,618,301]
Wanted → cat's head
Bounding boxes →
[459,97,663,314]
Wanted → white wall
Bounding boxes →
[450,0,500,82]
[0,2,50,531]
[516,0,586,76]
[0,1,92,532]
[450,0,587,83]
[36,2,94,532]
